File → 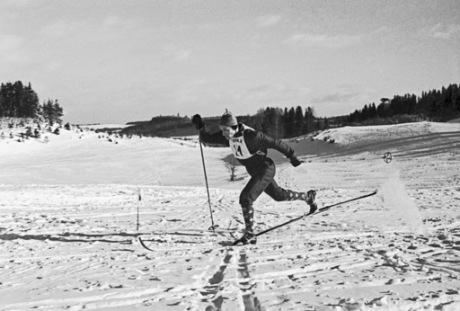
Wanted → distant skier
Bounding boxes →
[192,110,317,245]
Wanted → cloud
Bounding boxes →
[174,50,192,62]
[257,15,283,28]
[309,86,375,117]
[312,84,372,103]
[0,0,44,9]
[0,34,23,52]
[0,34,28,62]
[41,21,77,37]
[103,15,119,28]
[174,81,312,116]
[225,84,313,113]
[428,23,460,39]
[286,33,362,48]
[313,91,361,104]
[176,79,214,103]
[372,26,391,35]
[44,61,63,71]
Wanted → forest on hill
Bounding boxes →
[121,83,460,138]
[347,83,460,125]
[120,106,317,139]
[2,79,458,139]
[0,81,64,125]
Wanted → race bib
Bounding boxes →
[229,136,252,159]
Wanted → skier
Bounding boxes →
[192,110,317,245]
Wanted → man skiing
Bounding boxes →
[192,110,317,245]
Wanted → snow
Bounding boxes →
[313,121,460,145]
[1,122,460,310]
[78,124,130,130]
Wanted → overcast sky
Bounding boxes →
[1,0,459,124]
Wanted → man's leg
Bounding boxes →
[264,179,317,212]
[235,163,276,245]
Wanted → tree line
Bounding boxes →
[0,81,64,125]
[347,83,460,124]
[238,106,318,139]
[121,106,320,139]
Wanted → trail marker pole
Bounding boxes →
[137,188,141,231]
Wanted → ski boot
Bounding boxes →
[233,231,257,246]
[305,190,317,214]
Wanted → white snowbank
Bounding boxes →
[314,121,460,145]
[79,123,130,130]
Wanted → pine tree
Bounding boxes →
[284,107,295,138]
[0,81,41,118]
[304,107,315,133]
[53,100,64,124]
[369,103,378,119]
[294,106,303,136]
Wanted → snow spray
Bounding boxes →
[377,170,424,234]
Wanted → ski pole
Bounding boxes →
[198,134,217,232]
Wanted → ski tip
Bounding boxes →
[138,237,155,252]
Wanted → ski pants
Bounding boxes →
[239,158,306,232]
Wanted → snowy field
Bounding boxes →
[1,121,460,311]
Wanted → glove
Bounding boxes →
[192,114,204,130]
[290,156,302,167]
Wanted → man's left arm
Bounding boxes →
[254,132,302,167]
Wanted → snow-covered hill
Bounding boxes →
[314,121,460,145]
[0,122,459,310]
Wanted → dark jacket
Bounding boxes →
[199,123,295,174]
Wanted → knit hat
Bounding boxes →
[219,109,238,127]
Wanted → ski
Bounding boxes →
[138,228,236,251]
[138,191,378,250]
[254,190,378,238]
[139,237,155,251]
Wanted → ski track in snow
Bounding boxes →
[1,182,459,310]
[1,122,460,310]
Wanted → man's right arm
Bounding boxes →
[192,114,228,146]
